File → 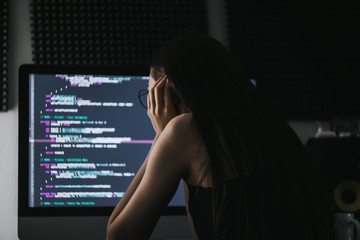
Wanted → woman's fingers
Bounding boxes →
[148,86,155,114]
[148,75,166,116]
[147,75,178,135]
[147,88,152,112]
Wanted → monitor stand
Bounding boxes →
[18,215,192,240]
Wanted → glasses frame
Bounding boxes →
[138,89,149,109]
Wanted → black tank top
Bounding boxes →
[186,170,316,240]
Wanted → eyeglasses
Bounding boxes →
[138,89,149,109]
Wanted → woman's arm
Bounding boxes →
[107,76,189,239]
[106,115,192,240]
[107,75,171,227]
[107,134,159,228]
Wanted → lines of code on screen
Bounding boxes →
[28,73,154,208]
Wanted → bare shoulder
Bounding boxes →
[158,113,209,185]
[156,113,199,156]
[169,112,193,124]
[164,114,210,186]
[146,113,197,180]
[165,113,194,134]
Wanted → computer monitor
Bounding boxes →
[18,65,191,240]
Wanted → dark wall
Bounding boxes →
[28,0,360,120]
[226,1,360,120]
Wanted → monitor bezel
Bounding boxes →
[18,64,186,217]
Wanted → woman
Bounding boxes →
[107,32,336,239]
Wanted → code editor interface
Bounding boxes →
[27,73,185,208]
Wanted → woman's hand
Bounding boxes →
[147,75,178,135]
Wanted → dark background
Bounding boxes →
[24,0,360,120]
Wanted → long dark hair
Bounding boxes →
[150,32,336,239]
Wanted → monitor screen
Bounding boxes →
[18,65,190,239]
